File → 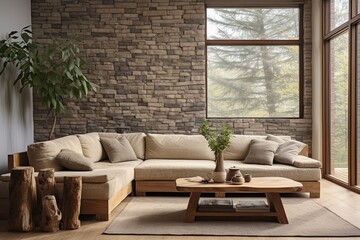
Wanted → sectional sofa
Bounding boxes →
[0,132,322,221]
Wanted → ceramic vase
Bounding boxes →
[226,166,242,182]
[212,152,226,183]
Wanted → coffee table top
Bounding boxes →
[176,177,302,193]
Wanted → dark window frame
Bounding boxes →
[205,5,305,119]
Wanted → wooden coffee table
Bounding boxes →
[176,177,302,224]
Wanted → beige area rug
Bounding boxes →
[104,197,360,237]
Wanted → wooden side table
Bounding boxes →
[60,176,82,230]
[8,167,37,231]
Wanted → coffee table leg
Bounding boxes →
[184,192,201,223]
[266,193,288,224]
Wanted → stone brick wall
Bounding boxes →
[31,0,313,155]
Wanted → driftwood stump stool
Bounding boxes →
[8,167,37,232]
[40,195,62,232]
[60,176,82,230]
[37,168,56,225]
[37,168,56,199]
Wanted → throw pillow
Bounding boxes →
[266,134,286,144]
[266,134,306,165]
[56,149,93,171]
[243,139,279,165]
[274,140,306,165]
[100,136,138,163]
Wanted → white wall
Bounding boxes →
[0,0,33,173]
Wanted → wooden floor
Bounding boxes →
[1,179,360,240]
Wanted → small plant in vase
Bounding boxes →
[199,120,233,183]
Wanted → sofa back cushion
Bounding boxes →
[224,135,291,160]
[27,135,83,171]
[224,135,265,160]
[145,134,214,160]
[78,132,107,163]
[98,132,146,159]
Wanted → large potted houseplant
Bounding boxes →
[199,120,233,183]
[0,26,97,139]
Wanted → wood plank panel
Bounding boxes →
[8,152,29,171]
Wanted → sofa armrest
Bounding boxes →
[298,144,308,157]
[293,155,322,168]
[8,152,29,172]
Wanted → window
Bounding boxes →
[324,0,360,192]
[206,7,302,118]
[330,0,349,30]
[329,31,349,182]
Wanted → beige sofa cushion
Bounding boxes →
[224,135,265,160]
[59,160,142,199]
[100,137,138,163]
[275,140,306,165]
[1,160,143,200]
[12,159,140,182]
[266,134,287,144]
[124,133,146,159]
[244,139,279,165]
[293,156,322,168]
[266,134,304,150]
[77,132,106,162]
[266,134,306,165]
[99,132,146,159]
[0,178,118,200]
[57,179,118,200]
[135,159,215,180]
[27,135,83,171]
[224,160,321,182]
[224,135,291,160]
[134,159,321,182]
[146,134,214,160]
[56,149,93,171]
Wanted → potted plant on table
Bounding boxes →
[199,120,233,183]
[0,26,97,139]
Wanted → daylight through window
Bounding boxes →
[206,7,302,118]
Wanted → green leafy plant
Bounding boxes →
[0,26,97,139]
[199,120,233,155]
